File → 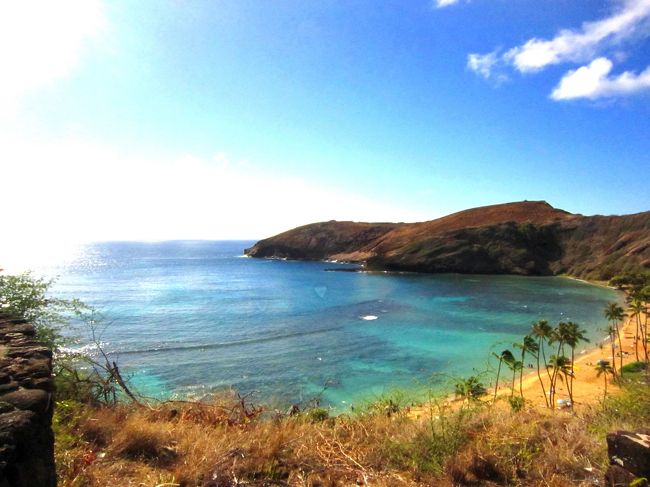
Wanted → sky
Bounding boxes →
[2,0,650,256]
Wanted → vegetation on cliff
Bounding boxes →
[245,201,650,280]
[53,371,650,486]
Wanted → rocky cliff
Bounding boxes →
[0,314,56,487]
[245,201,650,280]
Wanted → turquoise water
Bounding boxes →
[39,240,620,409]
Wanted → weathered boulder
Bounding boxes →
[0,314,55,487]
[606,430,650,487]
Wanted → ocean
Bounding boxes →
[32,240,620,410]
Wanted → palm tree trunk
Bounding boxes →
[635,314,641,362]
[568,348,575,404]
[603,374,607,401]
[493,359,502,404]
[610,332,618,377]
[616,321,624,376]
[511,368,516,397]
[536,338,549,408]
[549,341,563,407]
[519,350,525,398]
[541,341,552,383]
[643,313,649,365]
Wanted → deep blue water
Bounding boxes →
[39,240,621,409]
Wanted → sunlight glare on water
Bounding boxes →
[20,240,623,410]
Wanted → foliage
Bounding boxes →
[53,381,650,487]
[621,361,647,374]
[0,271,88,349]
[507,395,525,412]
[591,380,650,435]
[385,404,474,476]
[0,271,138,406]
[609,271,650,293]
[304,407,329,423]
[454,375,487,406]
[365,390,411,417]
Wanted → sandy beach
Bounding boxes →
[513,310,641,409]
[411,300,646,417]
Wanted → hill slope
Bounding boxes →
[244,201,650,279]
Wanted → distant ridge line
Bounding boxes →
[244,201,650,280]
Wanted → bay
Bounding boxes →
[33,240,621,409]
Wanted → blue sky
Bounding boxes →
[2,0,650,251]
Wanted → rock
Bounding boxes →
[7,359,51,380]
[605,464,642,486]
[0,383,18,394]
[0,324,34,337]
[0,314,55,487]
[6,346,52,360]
[607,430,650,479]
[0,389,50,414]
[21,377,53,392]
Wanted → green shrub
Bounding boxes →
[304,407,329,422]
[508,396,525,412]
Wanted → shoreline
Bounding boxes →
[411,304,644,418]
[515,309,641,408]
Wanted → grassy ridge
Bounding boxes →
[55,375,650,486]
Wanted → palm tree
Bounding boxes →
[492,349,514,403]
[595,360,614,401]
[454,375,487,408]
[563,322,589,405]
[629,298,646,363]
[548,322,570,405]
[531,320,553,407]
[604,303,625,376]
[507,358,523,398]
[548,354,571,407]
[514,335,538,398]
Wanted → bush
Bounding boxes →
[112,421,174,464]
[304,407,329,423]
[508,396,525,412]
[0,272,87,349]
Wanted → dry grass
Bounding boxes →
[55,381,650,487]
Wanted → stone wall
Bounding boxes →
[0,314,56,487]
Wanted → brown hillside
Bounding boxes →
[365,200,574,257]
[244,201,650,279]
[244,221,399,261]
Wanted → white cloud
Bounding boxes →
[434,0,460,8]
[467,0,650,100]
[467,52,498,78]
[467,52,499,78]
[551,57,650,99]
[0,0,106,110]
[505,0,650,72]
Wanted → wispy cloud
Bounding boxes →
[0,0,106,111]
[467,52,498,79]
[506,0,650,72]
[551,57,650,100]
[467,0,650,100]
[433,0,461,8]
